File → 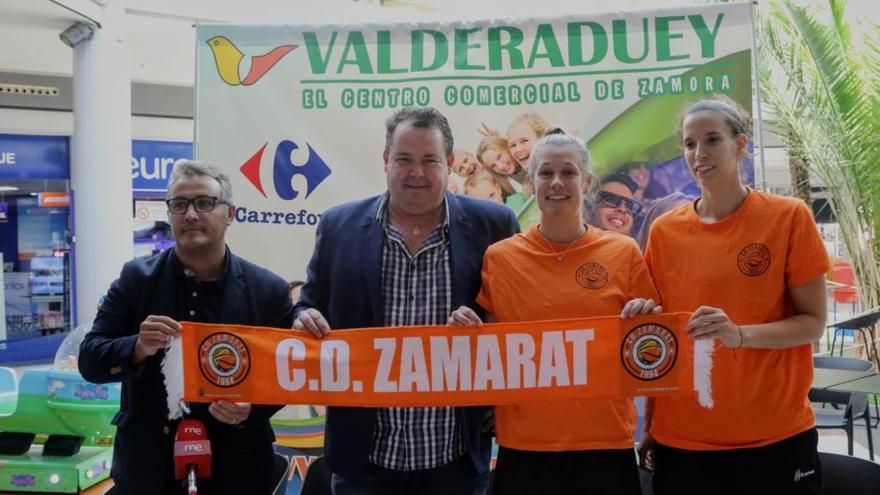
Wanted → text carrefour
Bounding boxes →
[235,206,322,226]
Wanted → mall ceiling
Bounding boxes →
[1,0,876,87]
[0,0,417,86]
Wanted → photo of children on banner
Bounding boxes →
[477,112,550,190]
[449,128,662,495]
[463,170,519,206]
[475,135,516,177]
[476,112,567,213]
[451,148,480,178]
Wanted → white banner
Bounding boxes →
[196,3,753,280]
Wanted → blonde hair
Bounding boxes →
[464,170,514,198]
[528,127,598,203]
[507,112,550,140]
[475,136,510,166]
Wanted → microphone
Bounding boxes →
[174,419,212,494]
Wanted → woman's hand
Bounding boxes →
[620,298,662,318]
[686,306,743,348]
[448,306,484,327]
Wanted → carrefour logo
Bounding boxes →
[240,140,331,200]
[235,140,331,227]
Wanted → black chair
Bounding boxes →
[819,451,880,494]
[272,452,290,495]
[831,308,880,428]
[300,455,333,495]
[829,308,880,364]
[810,356,875,460]
[815,354,878,426]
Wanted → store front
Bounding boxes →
[0,134,191,362]
[131,140,191,258]
[0,134,71,344]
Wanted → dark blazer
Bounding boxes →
[79,248,294,495]
[295,192,519,479]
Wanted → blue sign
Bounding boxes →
[0,135,193,192]
[131,140,193,193]
[0,134,69,180]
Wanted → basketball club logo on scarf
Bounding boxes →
[621,323,678,380]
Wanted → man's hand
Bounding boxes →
[132,315,181,365]
[448,306,483,327]
[209,401,252,426]
[294,308,331,338]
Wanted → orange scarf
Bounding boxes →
[168,313,698,408]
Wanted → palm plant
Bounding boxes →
[758,0,880,336]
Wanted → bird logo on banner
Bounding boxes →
[206,36,297,86]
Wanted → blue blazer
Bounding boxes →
[295,192,519,479]
[79,249,294,495]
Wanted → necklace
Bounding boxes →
[389,203,440,236]
[397,220,430,236]
[539,225,587,262]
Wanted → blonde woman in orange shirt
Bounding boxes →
[450,128,661,494]
[642,96,829,494]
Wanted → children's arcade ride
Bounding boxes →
[0,326,119,493]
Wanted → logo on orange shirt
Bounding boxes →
[621,323,678,380]
[198,333,252,389]
[576,262,609,289]
[737,243,771,276]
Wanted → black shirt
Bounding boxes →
[170,249,230,325]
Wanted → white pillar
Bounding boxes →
[70,0,133,327]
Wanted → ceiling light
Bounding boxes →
[0,186,19,192]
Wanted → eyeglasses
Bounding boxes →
[165,196,228,215]
[597,191,642,215]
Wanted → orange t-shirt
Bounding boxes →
[477,224,659,451]
[645,190,831,450]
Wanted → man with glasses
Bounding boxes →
[589,172,642,237]
[79,160,293,495]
